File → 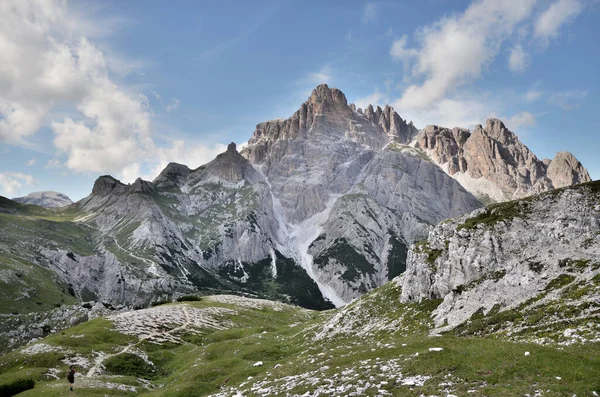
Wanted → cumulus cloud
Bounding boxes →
[508,44,529,72]
[0,172,37,196]
[26,158,36,166]
[0,0,228,184]
[534,0,583,39]
[391,0,538,110]
[386,0,585,129]
[147,141,228,181]
[407,97,493,130]
[508,111,536,129]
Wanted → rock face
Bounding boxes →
[13,191,73,208]
[414,118,591,202]
[401,181,600,343]
[239,84,479,304]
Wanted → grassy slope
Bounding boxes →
[0,199,91,315]
[0,284,597,396]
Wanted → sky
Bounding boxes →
[0,0,599,201]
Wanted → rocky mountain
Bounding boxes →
[12,191,73,208]
[402,180,600,344]
[414,119,591,202]
[240,84,479,304]
[0,85,593,317]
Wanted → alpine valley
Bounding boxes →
[0,85,598,396]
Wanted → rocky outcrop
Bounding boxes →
[13,191,73,208]
[361,104,419,142]
[401,181,600,340]
[91,175,128,196]
[129,178,157,194]
[547,151,590,188]
[244,84,418,165]
[0,302,124,354]
[414,118,591,201]
[153,162,191,189]
[189,142,261,185]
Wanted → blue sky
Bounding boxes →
[0,0,598,201]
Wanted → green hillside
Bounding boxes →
[0,282,598,396]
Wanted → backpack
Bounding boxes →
[67,368,75,381]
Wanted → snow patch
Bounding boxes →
[269,248,277,278]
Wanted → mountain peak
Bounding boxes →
[227,142,237,153]
[547,151,591,188]
[308,84,348,108]
[12,191,73,208]
[129,178,156,194]
[91,175,127,196]
[476,117,516,145]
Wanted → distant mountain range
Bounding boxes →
[12,191,73,208]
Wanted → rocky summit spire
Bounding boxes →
[242,85,418,163]
[91,175,128,196]
[308,84,348,108]
[547,151,591,188]
[227,142,237,153]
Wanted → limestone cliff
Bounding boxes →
[414,118,591,202]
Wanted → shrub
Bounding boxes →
[104,353,155,379]
[176,295,202,302]
[0,378,35,396]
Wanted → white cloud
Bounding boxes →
[508,44,529,72]
[391,0,538,111]
[166,98,181,112]
[389,35,418,61]
[534,0,583,39]
[405,97,493,130]
[0,1,229,184]
[0,171,37,196]
[26,158,36,166]
[363,3,377,24]
[524,89,543,102]
[146,141,228,182]
[45,158,63,169]
[507,111,536,129]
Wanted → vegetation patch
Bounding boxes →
[545,274,576,291]
[386,232,408,279]
[314,238,375,282]
[457,200,530,231]
[176,295,203,302]
[104,353,156,379]
[414,240,444,268]
[558,258,591,272]
[0,378,35,396]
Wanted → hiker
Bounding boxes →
[66,365,76,391]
